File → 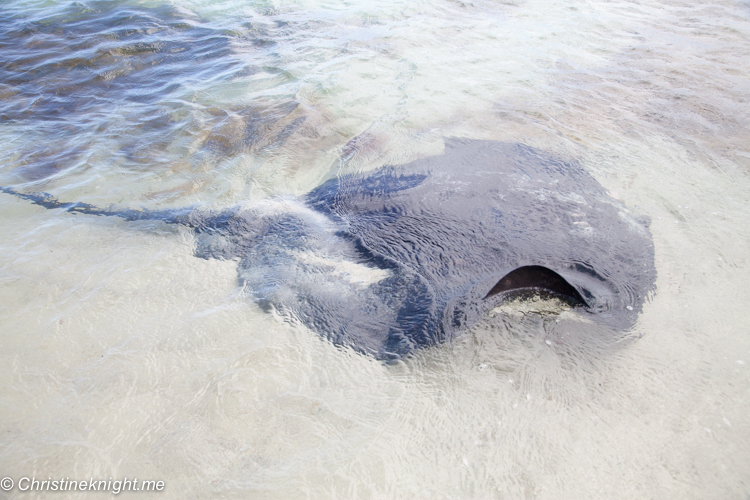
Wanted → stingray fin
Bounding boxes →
[484,265,588,307]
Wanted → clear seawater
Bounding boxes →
[0,0,749,498]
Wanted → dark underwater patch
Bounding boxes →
[0,138,656,360]
[0,1,303,181]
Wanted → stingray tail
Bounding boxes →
[0,186,193,225]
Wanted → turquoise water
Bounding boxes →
[1,0,749,498]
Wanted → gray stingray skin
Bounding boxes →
[1,139,656,359]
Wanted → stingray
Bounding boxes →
[1,139,656,359]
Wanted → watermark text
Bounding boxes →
[1,477,164,494]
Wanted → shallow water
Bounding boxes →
[1,0,749,498]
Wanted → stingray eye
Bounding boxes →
[484,265,588,307]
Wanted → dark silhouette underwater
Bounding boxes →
[1,139,656,359]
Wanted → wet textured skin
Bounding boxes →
[1,139,656,359]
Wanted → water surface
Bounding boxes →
[1,0,749,498]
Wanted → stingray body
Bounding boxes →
[1,139,656,359]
